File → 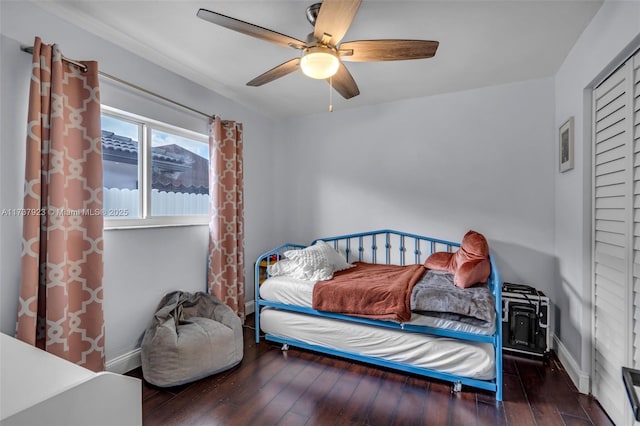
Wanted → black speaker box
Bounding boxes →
[502,283,550,358]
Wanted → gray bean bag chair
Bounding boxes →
[141,291,243,387]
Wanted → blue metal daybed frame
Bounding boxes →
[254,229,503,401]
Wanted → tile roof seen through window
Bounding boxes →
[102,130,209,195]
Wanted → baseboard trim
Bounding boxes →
[245,300,255,316]
[553,335,590,394]
[106,348,141,375]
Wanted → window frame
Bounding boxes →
[101,105,209,229]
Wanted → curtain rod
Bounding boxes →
[22,45,89,72]
[20,45,215,120]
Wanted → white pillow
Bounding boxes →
[266,259,299,277]
[266,240,354,281]
[282,243,333,281]
[311,240,355,272]
[267,253,333,281]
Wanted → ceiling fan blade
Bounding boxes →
[314,0,362,46]
[197,8,306,49]
[327,62,359,99]
[339,40,439,62]
[247,58,301,87]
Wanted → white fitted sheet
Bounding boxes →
[259,275,495,335]
[260,308,495,380]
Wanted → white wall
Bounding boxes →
[554,0,640,390]
[273,78,557,303]
[0,1,277,365]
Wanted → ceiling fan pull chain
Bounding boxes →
[329,76,334,112]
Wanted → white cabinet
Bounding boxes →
[0,333,141,426]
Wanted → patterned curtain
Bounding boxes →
[16,37,105,372]
[207,117,245,321]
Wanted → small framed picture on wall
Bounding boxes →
[559,117,574,173]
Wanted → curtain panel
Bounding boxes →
[207,117,245,321]
[16,37,105,372]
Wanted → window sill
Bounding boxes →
[104,217,208,230]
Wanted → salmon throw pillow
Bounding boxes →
[423,230,491,288]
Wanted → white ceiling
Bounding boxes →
[36,0,603,118]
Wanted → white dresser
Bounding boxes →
[0,333,141,425]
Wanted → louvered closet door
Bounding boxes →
[632,50,640,371]
[592,51,639,426]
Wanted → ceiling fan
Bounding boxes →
[196,0,439,99]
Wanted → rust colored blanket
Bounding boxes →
[312,262,426,322]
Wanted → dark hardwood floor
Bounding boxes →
[127,315,614,425]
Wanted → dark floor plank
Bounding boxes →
[141,366,236,425]
[305,360,364,426]
[502,354,519,375]
[336,364,385,426]
[182,400,238,426]
[257,351,329,425]
[277,411,309,426]
[561,413,596,426]
[391,376,429,426]
[126,368,180,419]
[127,316,614,426]
[223,348,291,405]
[288,355,347,418]
[515,357,565,426]
[233,349,313,425]
[365,370,407,426]
[448,390,479,426]
[502,371,536,426]
[422,381,453,425]
[533,355,592,422]
[476,393,507,426]
[577,394,615,426]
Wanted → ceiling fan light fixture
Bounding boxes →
[300,46,339,79]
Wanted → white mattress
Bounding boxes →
[260,308,496,380]
[259,276,495,335]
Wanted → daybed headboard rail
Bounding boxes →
[314,229,458,267]
[255,230,500,295]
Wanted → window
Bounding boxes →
[101,106,209,228]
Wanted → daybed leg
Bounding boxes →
[453,381,462,393]
[281,343,289,351]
